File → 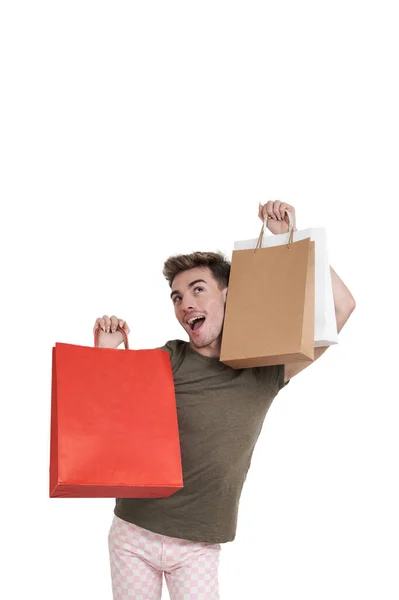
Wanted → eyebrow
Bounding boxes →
[170,279,207,300]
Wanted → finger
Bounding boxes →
[93,319,100,334]
[93,317,105,333]
[283,203,294,214]
[283,204,295,225]
[265,200,276,220]
[120,321,131,335]
[279,202,289,220]
[273,200,282,220]
[259,203,268,221]
[110,315,121,333]
[102,314,111,333]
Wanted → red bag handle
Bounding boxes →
[94,325,129,350]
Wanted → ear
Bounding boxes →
[222,287,228,302]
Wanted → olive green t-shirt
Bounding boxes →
[114,339,288,544]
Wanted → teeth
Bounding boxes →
[188,316,204,325]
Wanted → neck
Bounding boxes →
[189,336,221,358]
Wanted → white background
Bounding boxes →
[1,1,398,599]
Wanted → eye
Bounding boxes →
[194,286,204,293]
[173,295,182,304]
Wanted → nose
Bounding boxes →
[179,294,195,313]
[181,299,195,313]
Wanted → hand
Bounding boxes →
[258,200,296,235]
[93,315,131,349]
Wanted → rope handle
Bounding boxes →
[254,209,297,253]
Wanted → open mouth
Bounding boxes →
[188,317,206,331]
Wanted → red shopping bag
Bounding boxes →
[49,327,183,498]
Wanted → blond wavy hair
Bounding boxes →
[163,251,230,289]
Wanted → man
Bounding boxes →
[95,201,356,600]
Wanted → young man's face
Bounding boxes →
[170,266,228,357]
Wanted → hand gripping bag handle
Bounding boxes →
[93,324,129,350]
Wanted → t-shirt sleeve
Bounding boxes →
[155,339,186,376]
[280,364,290,389]
[275,364,289,392]
[257,364,289,395]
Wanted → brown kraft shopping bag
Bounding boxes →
[220,228,315,368]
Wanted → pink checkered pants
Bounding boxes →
[108,514,221,599]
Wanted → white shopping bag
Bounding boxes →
[234,211,338,347]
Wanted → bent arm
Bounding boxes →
[284,266,356,381]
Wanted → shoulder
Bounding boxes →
[156,339,187,355]
[156,339,187,374]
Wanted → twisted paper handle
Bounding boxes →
[254,209,296,252]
